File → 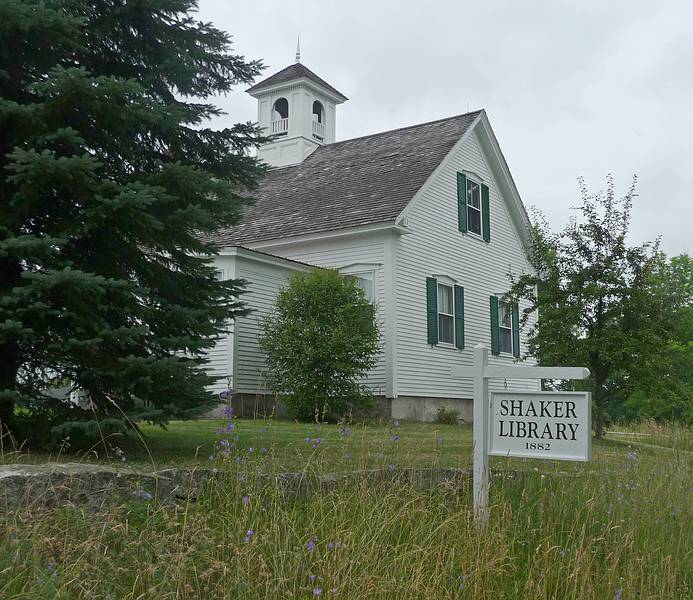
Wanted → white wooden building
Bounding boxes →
[205,59,539,421]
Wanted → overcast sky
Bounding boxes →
[198,0,692,256]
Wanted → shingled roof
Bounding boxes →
[247,63,348,101]
[206,110,483,247]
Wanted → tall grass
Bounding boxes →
[0,419,691,598]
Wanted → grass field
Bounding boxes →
[1,417,691,598]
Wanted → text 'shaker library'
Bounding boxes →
[489,391,591,462]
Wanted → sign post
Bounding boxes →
[452,344,591,525]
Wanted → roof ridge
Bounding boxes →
[319,109,484,149]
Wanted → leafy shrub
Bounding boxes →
[260,269,380,421]
[436,406,460,425]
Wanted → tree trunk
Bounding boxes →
[591,366,607,439]
[0,256,20,433]
[0,340,18,432]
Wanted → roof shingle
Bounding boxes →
[247,63,348,101]
[206,111,482,247]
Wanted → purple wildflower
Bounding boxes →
[391,434,400,442]
[242,495,250,505]
[259,427,267,433]
[387,463,395,471]
[559,548,566,557]
[459,574,468,590]
[47,559,57,577]
[225,422,236,432]
[327,542,334,550]
[306,535,318,552]
[614,588,623,600]
[247,447,254,453]
[331,588,337,595]
[132,489,152,501]
[309,574,316,581]
[260,447,268,453]
[305,437,312,443]
[222,404,235,417]
[243,529,254,542]
[313,587,322,596]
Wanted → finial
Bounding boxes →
[295,36,301,63]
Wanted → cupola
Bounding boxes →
[247,47,348,167]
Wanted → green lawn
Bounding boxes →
[3,416,687,477]
[2,418,474,471]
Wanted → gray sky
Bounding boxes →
[198,0,692,256]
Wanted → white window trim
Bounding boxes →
[498,299,514,355]
[437,282,456,347]
[343,269,376,305]
[466,177,484,238]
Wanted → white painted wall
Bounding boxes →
[250,232,390,397]
[254,81,339,167]
[208,250,311,396]
[392,127,539,401]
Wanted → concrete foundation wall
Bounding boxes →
[205,394,470,423]
[391,396,472,423]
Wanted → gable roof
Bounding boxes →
[246,63,348,101]
[206,110,482,247]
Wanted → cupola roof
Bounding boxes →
[247,62,348,102]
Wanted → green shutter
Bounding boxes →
[481,184,491,242]
[512,302,520,358]
[426,277,438,345]
[457,172,467,233]
[454,285,464,349]
[490,295,500,355]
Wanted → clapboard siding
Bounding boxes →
[260,237,388,395]
[205,264,235,395]
[233,259,304,394]
[393,129,539,398]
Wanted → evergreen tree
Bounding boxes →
[0,0,266,443]
[509,176,664,437]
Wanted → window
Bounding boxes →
[312,100,324,123]
[438,283,454,344]
[498,301,513,354]
[467,178,482,235]
[346,271,375,304]
[272,98,289,119]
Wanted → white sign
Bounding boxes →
[489,391,591,462]
[451,344,592,524]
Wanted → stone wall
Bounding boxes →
[0,463,470,513]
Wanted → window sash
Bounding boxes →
[347,271,375,304]
[437,283,455,344]
[498,301,514,353]
[466,179,482,235]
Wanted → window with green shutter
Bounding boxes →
[458,173,491,242]
[427,277,464,348]
[491,296,520,357]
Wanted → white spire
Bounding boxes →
[295,36,301,63]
